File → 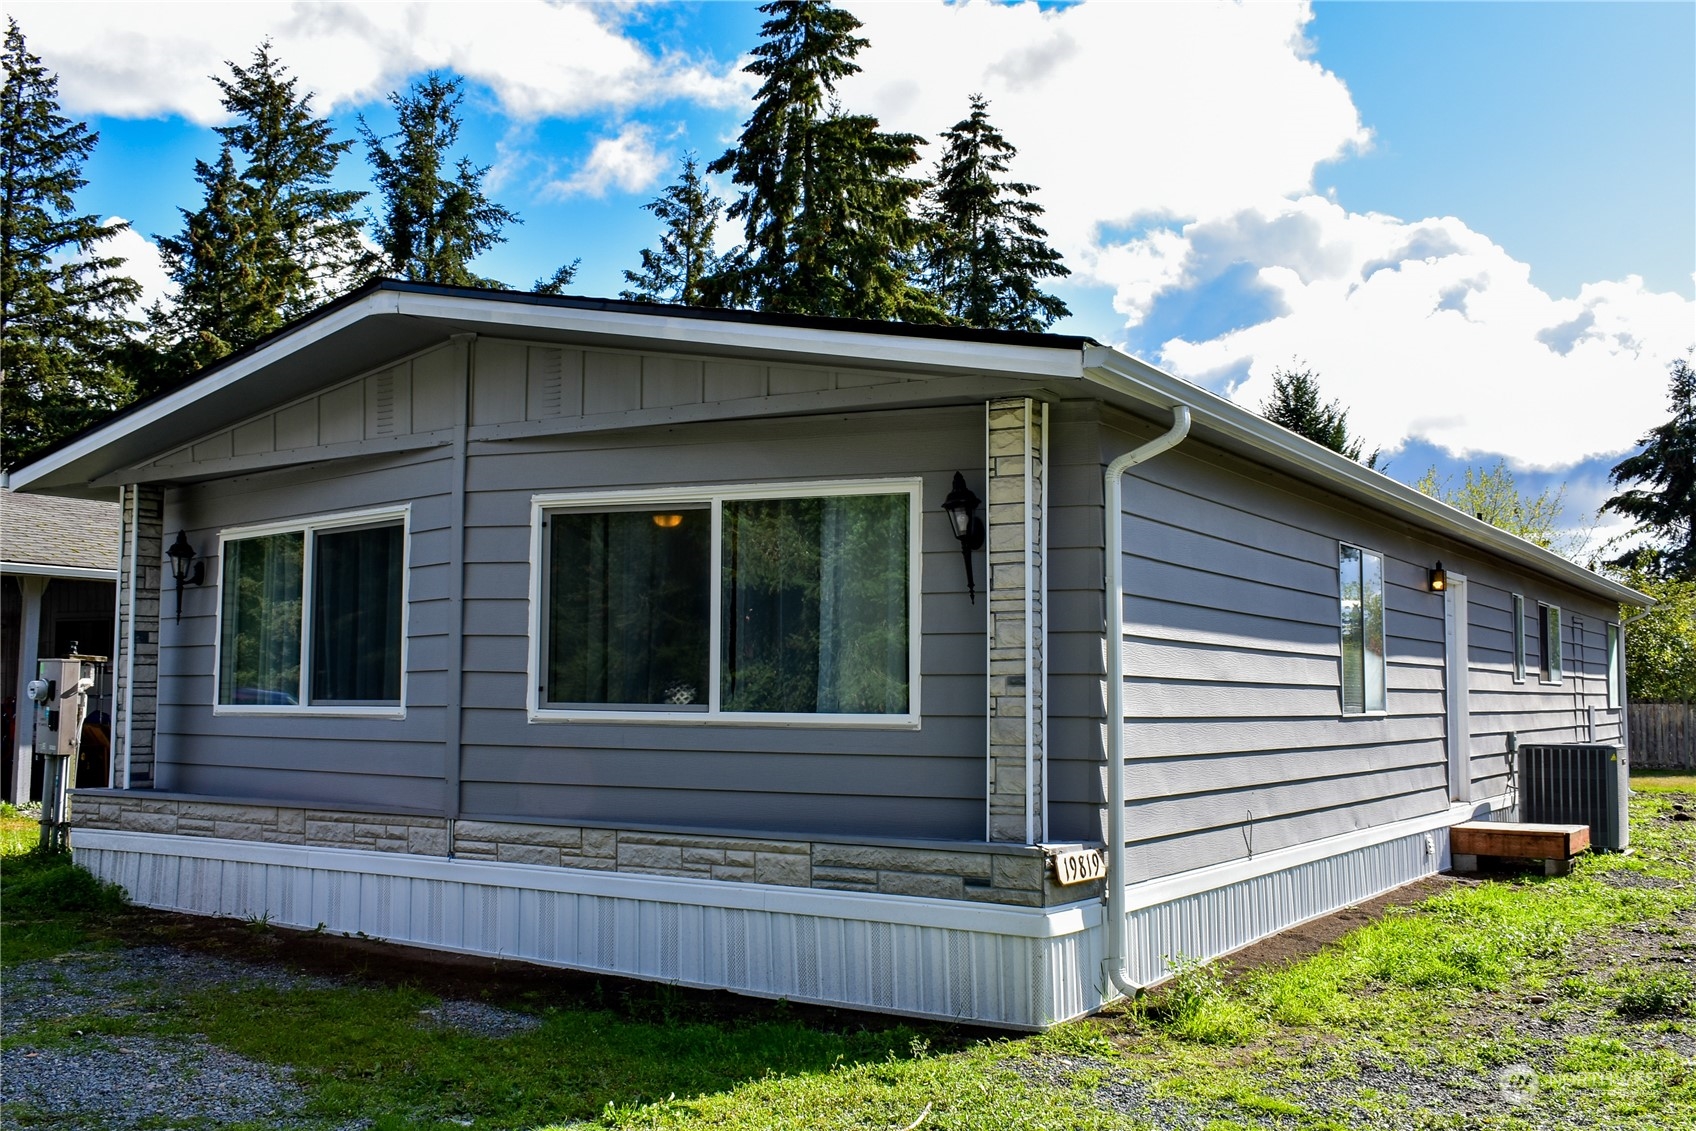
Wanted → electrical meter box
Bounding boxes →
[27,657,99,760]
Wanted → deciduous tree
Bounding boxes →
[1415,460,1579,554]
[0,19,139,466]
[919,94,1069,332]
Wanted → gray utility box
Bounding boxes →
[1518,744,1628,852]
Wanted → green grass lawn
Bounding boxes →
[4,790,1693,1130]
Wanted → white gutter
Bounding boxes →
[1103,404,1192,999]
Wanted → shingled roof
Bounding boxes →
[0,489,118,574]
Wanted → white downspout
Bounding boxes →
[1103,404,1192,998]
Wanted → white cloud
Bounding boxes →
[841,0,1370,251]
[1142,197,1694,468]
[838,1,1690,471]
[8,1,749,124]
[543,125,666,200]
[100,220,172,322]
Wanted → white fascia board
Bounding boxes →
[392,290,1088,380]
[1082,346,1649,609]
[0,562,118,582]
[6,291,405,493]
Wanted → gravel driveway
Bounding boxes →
[2,945,539,1129]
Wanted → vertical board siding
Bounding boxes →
[457,405,989,839]
[155,448,456,809]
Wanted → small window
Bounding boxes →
[1607,622,1622,708]
[1512,594,1526,683]
[535,481,919,723]
[216,510,407,712]
[1538,603,1562,685]
[1339,544,1386,714]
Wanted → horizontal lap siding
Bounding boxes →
[1461,574,1621,797]
[457,406,987,839]
[155,449,455,810]
[1061,414,1456,879]
[1058,408,1625,880]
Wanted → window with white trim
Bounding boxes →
[533,481,919,723]
[216,509,407,712]
[1538,602,1562,684]
[1607,622,1622,708]
[1339,543,1386,714]
[1512,593,1527,683]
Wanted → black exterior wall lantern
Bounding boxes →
[1429,561,1447,593]
[941,472,985,603]
[166,530,204,623]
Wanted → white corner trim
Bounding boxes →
[73,829,1099,939]
[1120,796,1508,913]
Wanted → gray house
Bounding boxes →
[7,280,1642,1028]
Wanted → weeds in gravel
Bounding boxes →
[1612,967,1695,1019]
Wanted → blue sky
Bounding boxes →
[17,1,1695,553]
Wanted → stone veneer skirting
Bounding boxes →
[70,791,1097,908]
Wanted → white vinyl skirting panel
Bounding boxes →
[74,809,1474,1027]
[73,830,1104,1029]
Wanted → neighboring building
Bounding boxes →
[7,280,1643,1027]
[1,488,119,802]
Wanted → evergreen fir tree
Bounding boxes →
[361,73,519,288]
[920,94,1070,332]
[706,1,930,320]
[533,262,580,295]
[621,153,724,306]
[1260,364,1380,468]
[153,42,371,379]
[1605,355,1696,579]
[0,19,140,466]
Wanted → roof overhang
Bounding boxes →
[1081,347,1648,608]
[1,561,118,582]
[5,282,1086,497]
[3,280,1644,609]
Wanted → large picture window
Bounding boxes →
[533,481,919,724]
[1339,543,1386,714]
[216,509,407,713]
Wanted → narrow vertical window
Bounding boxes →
[1512,594,1526,683]
[1607,622,1622,708]
[1539,603,1562,684]
[219,532,304,704]
[1339,544,1386,714]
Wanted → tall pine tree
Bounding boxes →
[361,73,519,288]
[1260,364,1379,468]
[154,42,370,377]
[621,152,723,306]
[707,1,931,320]
[1,19,140,466]
[920,95,1069,332]
[1605,355,1696,579]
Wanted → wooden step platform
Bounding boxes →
[1451,821,1590,876]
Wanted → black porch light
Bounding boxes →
[1429,561,1447,593]
[166,530,204,623]
[941,472,986,603]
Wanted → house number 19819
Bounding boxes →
[1052,848,1107,885]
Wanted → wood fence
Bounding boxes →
[1630,703,1696,769]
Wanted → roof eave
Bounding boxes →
[1081,346,1650,609]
